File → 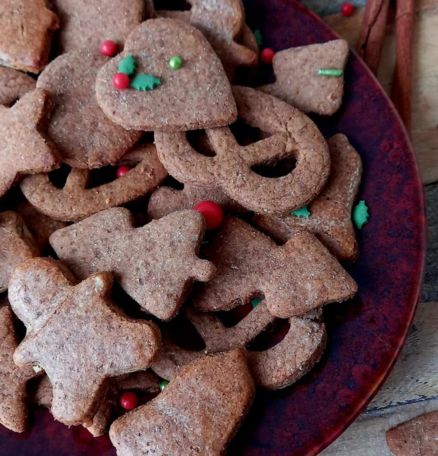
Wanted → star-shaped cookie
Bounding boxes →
[0,88,59,197]
[9,258,161,426]
[0,303,38,433]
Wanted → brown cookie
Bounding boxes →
[148,184,244,220]
[156,86,330,214]
[254,134,362,261]
[16,202,67,251]
[386,411,438,456]
[239,24,259,55]
[50,208,216,320]
[157,0,258,78]
[153,306,326,390]
[260,40,349,116]
[0,211,39,293]
[96,18,237,132]
[110,350,255,456]
[192,217,357,318]
[0,0,59,73]
[9,258,161,425]
[0,304,38,433]
[21,143,167,222]
[0,67,35,106]
[0,88,59,197]
[52,0,145,52]
[34,370,160,437]
[37,48,141,169]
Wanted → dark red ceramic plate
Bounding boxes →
[0,1,426,455]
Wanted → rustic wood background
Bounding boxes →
[298,1,437,454]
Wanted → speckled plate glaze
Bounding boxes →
[0,1,426,455]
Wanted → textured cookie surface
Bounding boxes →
[386,411,438,456]
[110,350,255,456]
[0,0,59,73]
[50,209,215,320]
[9,258,160,425]
[37,48,141,168]
[96,18,237,132]
[255,134,362,261]
[0,89,59,197]
[0,67,35,106]
[0,304,37,433]
[156,86,330,214]
[192,217,357,318]
[0,211,38,293]
[52,0,144,52]
[260,40,349,115]
[21,143,167,222]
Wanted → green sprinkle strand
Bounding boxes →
[251,297,262,308]
[159,380,169,391]
[254,29,262,46]
[291,207,311,218]
[353,200,369,229]
[317,68,343,77]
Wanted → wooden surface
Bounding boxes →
[311,1,438,454]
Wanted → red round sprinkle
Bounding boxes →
[194,201,224,230]
[100,40,118,57]
[260,48,275,64]
[112,72,130,90]
[340,2,355,17]
[116,165,130,178]
[120,391,138,410]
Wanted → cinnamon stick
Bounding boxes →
[356,0,391,74]
[390,0,415,131]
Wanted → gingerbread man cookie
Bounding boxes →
[254,134,363,261]
[156,86,330,214]
[192,217,357,318]
[21,143,167,222]
[50,209,216,320]
[110,350,255,456]
[96,18,237,132]
[9,258,161,425]
[0,89,59,197]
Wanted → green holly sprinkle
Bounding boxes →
[254,29,262,46]
[118,54,137,75]
[251,297,262,308]
[130,73,161,91]
[159,380,169,391]
[317,68,343,77]
[169,55,183,70]
[291,206,311,218]
[353,200,369,229]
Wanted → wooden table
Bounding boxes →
[299,1,438,454]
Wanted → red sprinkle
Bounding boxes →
[116,165,130,178]
[260,48,275,64]
[194,201,224,230]
[120,391,138,410]
[112,73,130,90]
[340,2,355,17]
[100,40,118,57]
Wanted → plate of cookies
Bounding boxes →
[0,0,426,455]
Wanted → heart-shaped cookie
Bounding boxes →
[96,18,237,132]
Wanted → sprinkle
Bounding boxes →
[251,297,262,308]
[317,68,344,77]
[254,29,262,46]
[118,54,137,75]
[130,73,161,91]
[291,207,311,218]
[159,380,169,391]
[169,55,183,70]
[260,48,275,64]
[353,200,369,229]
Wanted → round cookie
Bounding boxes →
[0,67,35,106]
[37,48,141,168]
[96,18,237,132]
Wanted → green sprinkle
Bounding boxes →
[169,55,183,70]
[254,29,262,46]
[250,297,262,308]
[353,200,369,229]
[291,207,311,218]
[118,54,137,75]
[130,73,161,91]
[159,380,169,391]
[317,68,343,77]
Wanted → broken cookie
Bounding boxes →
[110,350,254,456]
[50,209,216,320]
[9,258,161,425]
